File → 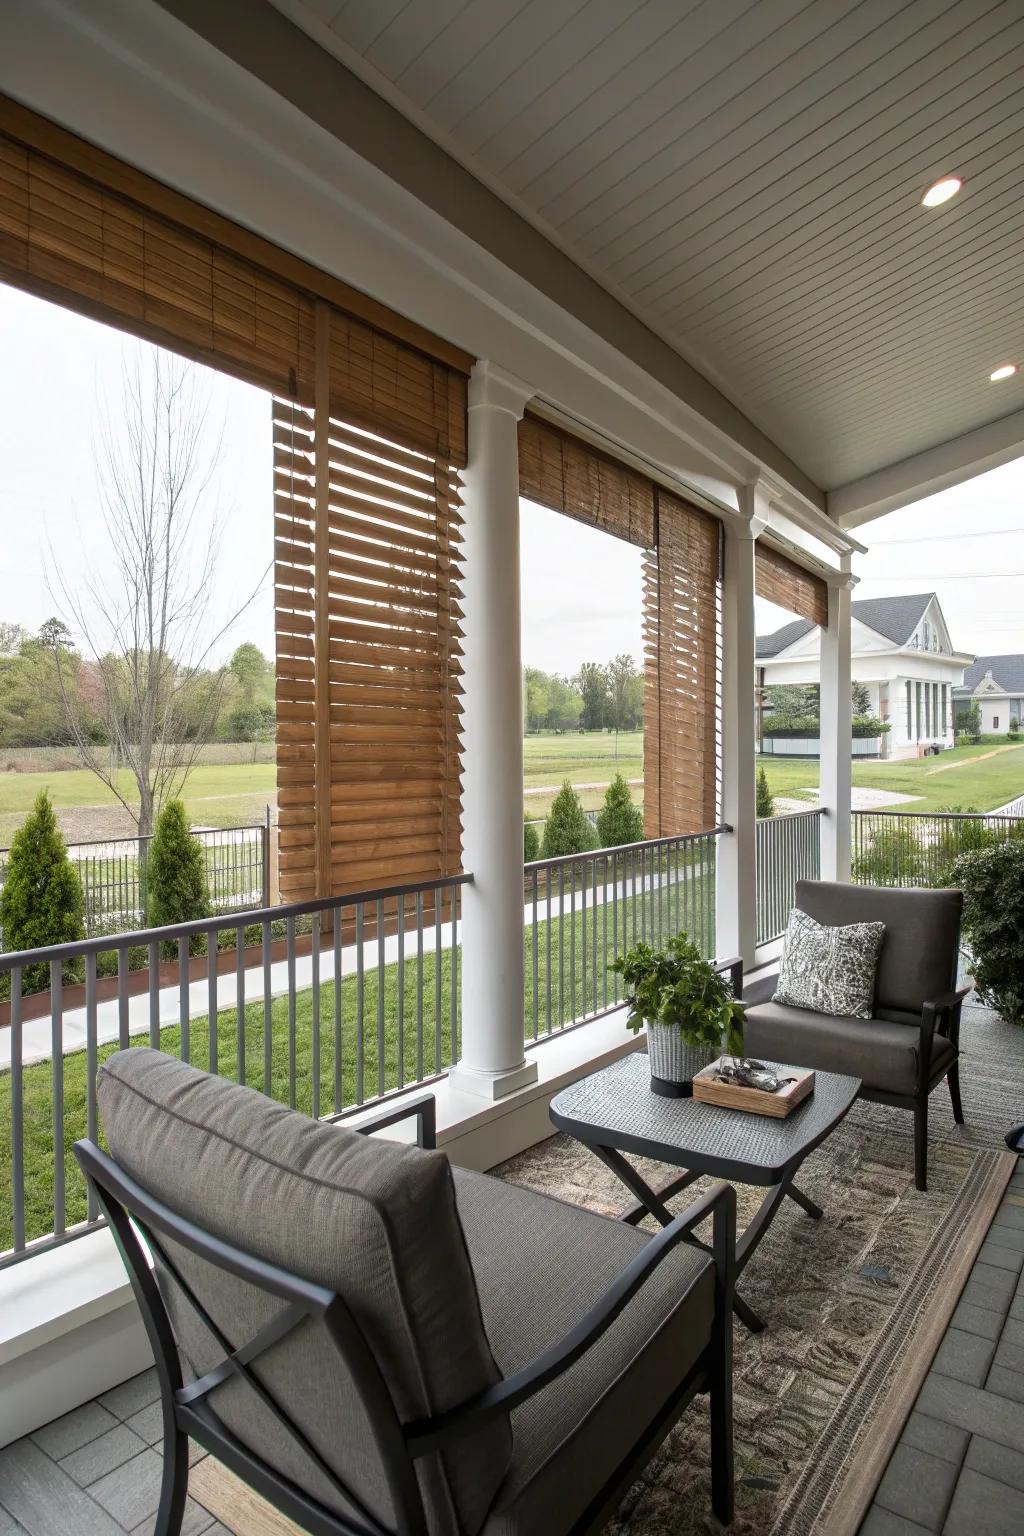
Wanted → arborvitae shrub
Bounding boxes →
[0,789,85,994]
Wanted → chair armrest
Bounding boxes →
[714,955,745,1001]
[918,985,971,1078]
[335,1093,436,1149]
[404,1181,736,1454]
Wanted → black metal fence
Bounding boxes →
[524,828,721,1040]
[0,873,468,1267]
[0,821,270,937]
[756,809,823,945]
[851,811,1024,888]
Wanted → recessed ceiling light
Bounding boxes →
[922,176,962,207]
[990,364,1019,382]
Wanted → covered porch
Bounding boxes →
[2,2,1024,1533]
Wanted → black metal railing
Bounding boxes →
[523,828,723,1041]
[756,809,823,945]
[0,818,271,938]
[852,810,1024,888]
[0,872,469,1267]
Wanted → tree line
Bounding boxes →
[524,653,644,734]
[0,622,275,752]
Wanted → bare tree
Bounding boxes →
[51,349,262,836]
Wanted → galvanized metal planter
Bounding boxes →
[647,1022,718,1097]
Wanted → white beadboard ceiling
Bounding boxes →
[273,0,1024,492]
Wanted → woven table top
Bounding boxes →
[550,1051,861,1184]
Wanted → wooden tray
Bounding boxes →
[692,1061,815,1118]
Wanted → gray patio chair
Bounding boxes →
[74,1048,735,1536]
[742,879,968,1191]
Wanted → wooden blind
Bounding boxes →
[643,492,722,837]
[274,336,466,901]
[518,412,655,548]
[755,542,828,627]
[0,136,317,403]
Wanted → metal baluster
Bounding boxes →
[286,914,296,1108]
[612,851,619,1001]
[570,860,577,1024]
[118,945,129,1050]
[236,925,246,1085]
[376,899,386,1097]
[356,904,365,1104]
[86,954,98,1223]
[312,920,321,1119]
[334,908,343,1111]
[51,959,64,1238]
[450,882,458,1066]
[148,939,160,1049]
[580,858,587,1018]
[397,894,406,1090]
[531,869,539,1041]
[11,968,24,1252]
[179,938,190,1065]
[434,893,443,1072]
[208,928,219,1076]
[416,892,424,1082]
[262,917,272,1096]
[558,863,565,1030]
[546,867,552,1036]
[591,857,598,1017]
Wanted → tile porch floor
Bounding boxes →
[1,1176,1021,1534]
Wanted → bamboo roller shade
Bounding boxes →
[643,492,722,838]
[518,412,656,549]
[755,541,828,627]
[0,98,472,905]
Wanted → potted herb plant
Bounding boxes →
[613,934,745,1096]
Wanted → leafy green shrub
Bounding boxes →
[147,799,210,956]
[0,789,85,994]
[952,840,1024,1026]
[541,780,596,859]
[523,821,540,863]
[612,933,745,1054]
[853,820,927,887]
[755,764,774,819]
[596,772,643,847]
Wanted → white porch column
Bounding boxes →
[820,556,855,882]
[716,487,763,968]
[449,361,538,1100]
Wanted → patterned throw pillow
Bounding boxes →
[773,909,885,1019]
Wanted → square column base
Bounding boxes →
[448,1058,539,1101]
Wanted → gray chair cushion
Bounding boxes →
[97,1049,511,1536]
[744,1000,957,1095]
[452,1168,715,1536]
[794,880,961,1016]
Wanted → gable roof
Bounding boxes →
[955,656,1024,695]
[756,593,934,659]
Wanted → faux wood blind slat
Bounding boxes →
[273,392,464,900]
[755,542,828,627]
[643,492,721,838]
[517,413,655,549]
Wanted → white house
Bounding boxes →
[953,657,1024,735]
[757,594,973,759]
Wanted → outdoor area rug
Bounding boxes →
[492,1000,1019,1536]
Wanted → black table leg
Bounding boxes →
[585,1144,821,1334]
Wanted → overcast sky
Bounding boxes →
[2,281,1022,674]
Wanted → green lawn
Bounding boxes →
[758,743,1024,814]
[1,859,714,1248]
[0,763,276,818]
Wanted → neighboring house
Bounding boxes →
[756,593,973,760]
[953,657,1024,735]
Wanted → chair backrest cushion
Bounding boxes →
[97,1049,511,1536]
[795,880,962,1016]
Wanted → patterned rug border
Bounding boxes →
[772,1143,1016,1536]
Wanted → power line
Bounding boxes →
[867,526,1024,546]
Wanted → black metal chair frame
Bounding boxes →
[74,1093,736,1536]
[739,922,969,1193]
